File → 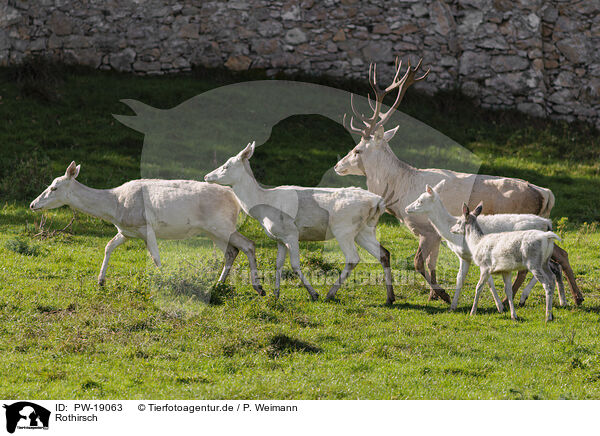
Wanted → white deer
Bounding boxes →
[30,161,265,294]
[450,202,559,322]
[334,57,583,306]
[204,141,395,304]
[405,180,566,310]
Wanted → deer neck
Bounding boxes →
[465,220,484,250]
[66,181,118,223]
[362,143,416,210]
[427,200,463,247]
[228,162,266,216]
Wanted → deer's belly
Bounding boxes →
[152,222,208,239]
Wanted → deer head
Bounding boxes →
[404,180,446,215]
[334,57,429,176]
[450,202,484,235]
[30,161,81,211]
[204,141,256,186]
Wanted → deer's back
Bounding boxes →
[477,214,552,233]
[402,169,553,221]
[113,180,240,237]
[473,230,556,273]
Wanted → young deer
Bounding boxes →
[334,57,583,306]
[405,180,566,310]
[30,161,265,294]
[451,202,559,322]
[204,141,395,304]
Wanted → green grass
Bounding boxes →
[1,62,600,399]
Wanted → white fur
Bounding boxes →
[30,161,264,293]
[405,180,565,310]
[335,123,554,303]
[205,142,395,303]
[452,204,559,322]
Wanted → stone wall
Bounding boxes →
[1,0,598,128]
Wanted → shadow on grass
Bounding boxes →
[366,300,511,316]
[574,304,600,315]
[266,333,321,358]
[374,301,449,315]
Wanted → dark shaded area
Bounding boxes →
[1,59,598,222]
[209,282,236,305]
[252,114,353,187]
[266,333,321,358]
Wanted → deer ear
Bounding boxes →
[65,161,80,179]
[373,126,385,141]
[462,202,469,216]
[239,141,255,160]
[383,125,399,142]
[433,179,445,193]
[474,201,483,217]
[426,184,434,195]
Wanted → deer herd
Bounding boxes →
[29,57,584,322]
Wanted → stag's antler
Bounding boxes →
[344,56,430,139]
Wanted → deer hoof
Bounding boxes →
[98,278,105,287]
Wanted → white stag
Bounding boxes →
[334,57,583,306]
[204,142,395,304]
[30,161,264,294]
[405,180,566,310]
[451,203,559,322]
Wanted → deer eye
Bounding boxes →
[355,150,361,155]
[50,187,57,191]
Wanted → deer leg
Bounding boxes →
[326,235,360,301]
[518,276,538,307]
[144,226,161,268]
[217,244,238,283]
[471,269,490,316]
[274,242,287,299]
[502,272,518,321]
[487,275,505,313]
[451,257,469,311]
[355,227,395,305]
[549,260,566,307]
[227,231,265,296]
[427,238,449,303]
[285,239,319,301]
[415,235,451,304]
[531,266,555,322]
[552,245,583,305]
[414,243,437,299]
[503,270,528,305]
[98,232,128,286]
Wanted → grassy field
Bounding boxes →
[1,61,600,399]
